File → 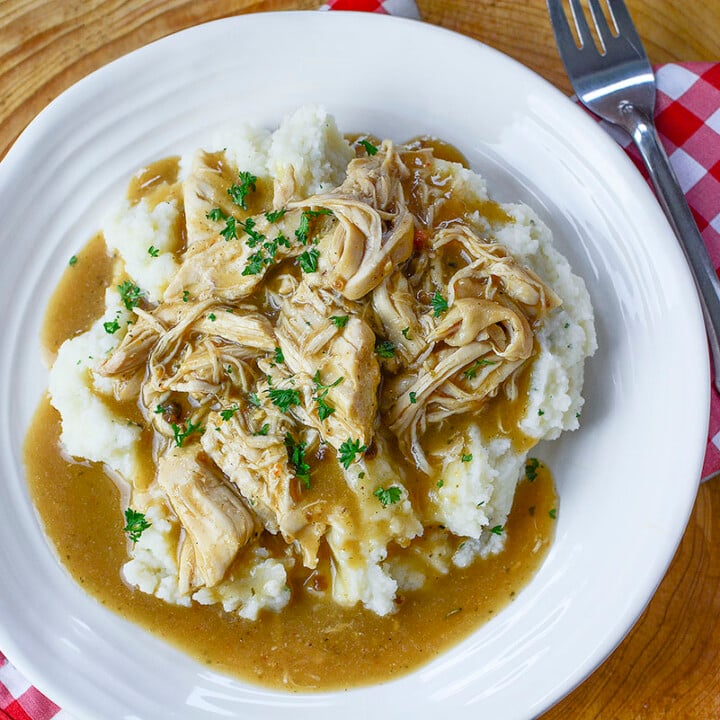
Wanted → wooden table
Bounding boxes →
[2,1,719,717]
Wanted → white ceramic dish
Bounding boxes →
[0,10,709,720]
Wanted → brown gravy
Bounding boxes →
[25,398,556,690]
[24,153,558,691]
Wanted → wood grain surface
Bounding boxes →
[2,1,719,718]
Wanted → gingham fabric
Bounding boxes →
[598,62,720,480]
[3,3,720,718]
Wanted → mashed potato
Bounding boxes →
[48,106,596,621]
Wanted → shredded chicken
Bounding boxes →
[98,134,564,606]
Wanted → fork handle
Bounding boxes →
[621,105,720,394]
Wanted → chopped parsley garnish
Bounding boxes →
[549,508,557,519]
[206,207,227,222]
[409,391,417,404]
[295,208,333,246]
[285,433,310,488]
[525,457,540,481]
[254,423,270,437]
[220,215,238,241]
[247,392,261,407]
[123,508,151,544]
[461,453,473,463]
[103,314,121,335]
[68,255,78,266]
[241,251,267,276]
[273,347,285,365]
[239,217,265,247]
[154,404,166,414]
[375,340,396,358]
[208,313,216,321]
[147,245,160,257]
[437,479,444,489]
[313,371,343,421]
[338,438,367,469]
[117,281,143,311]
[171,419,204,448]
[538,409,545,416]
[241,231,289,276]
[330,315,349,328]
[265,208,286,223]
[490,525,504,535]
[431,291,449,317]
[227,170,257,210]
[267,387,301,413]
[220,405,239,421]
[182,290,190,302]
[462,357,498,379]
[359,139,378,155]
[401,326,410,339]
[298,247,320,273]
[373,485,402,507]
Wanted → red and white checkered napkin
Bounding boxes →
[599,62,720,480]
[3,3,720,720]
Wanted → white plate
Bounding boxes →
[0,10,709,720]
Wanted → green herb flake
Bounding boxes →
[273,347,285,365]
[431,291,449,317]
[338,438,367,469]
[154,404,166,415]
[375,340,396,358]
[171,419,204,448]
[409,391,417,404]
[330,315,349,328]
[267,387,301,413]
[265,208,286,223]
[254,423,270,437]
[182,290,190,302]
[123,508,151,544]
[227,170,257,210]
[462,357,498,379]
[295,208,333,246]
[437,479,444,489]
[220,215,238,242]
[206,207,227,222]
[285,433,310,488]
[549,508,557,519]
[147,245,160,257]
[117,281,144,311]
[537,408,545,416]
[359,139,378,155]
[401,326,411,339]
[247,392,261,407]
[525,457,540,481]
[313,371,343,421]
[241,251,267,276]
[490,525,504,535]
[220,406,239,421]
[68,255,78,266]
[373,485,402,507]
[298,247,320,273]
[461,453,473,463]
[103,315,121,335]
[208,313,217,322]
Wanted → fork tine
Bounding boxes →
[587,0,614,51]
[567,0,595,50]
[547,0,582,55]
[605,0,645,50]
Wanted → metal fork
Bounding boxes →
[548,0,720,393]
